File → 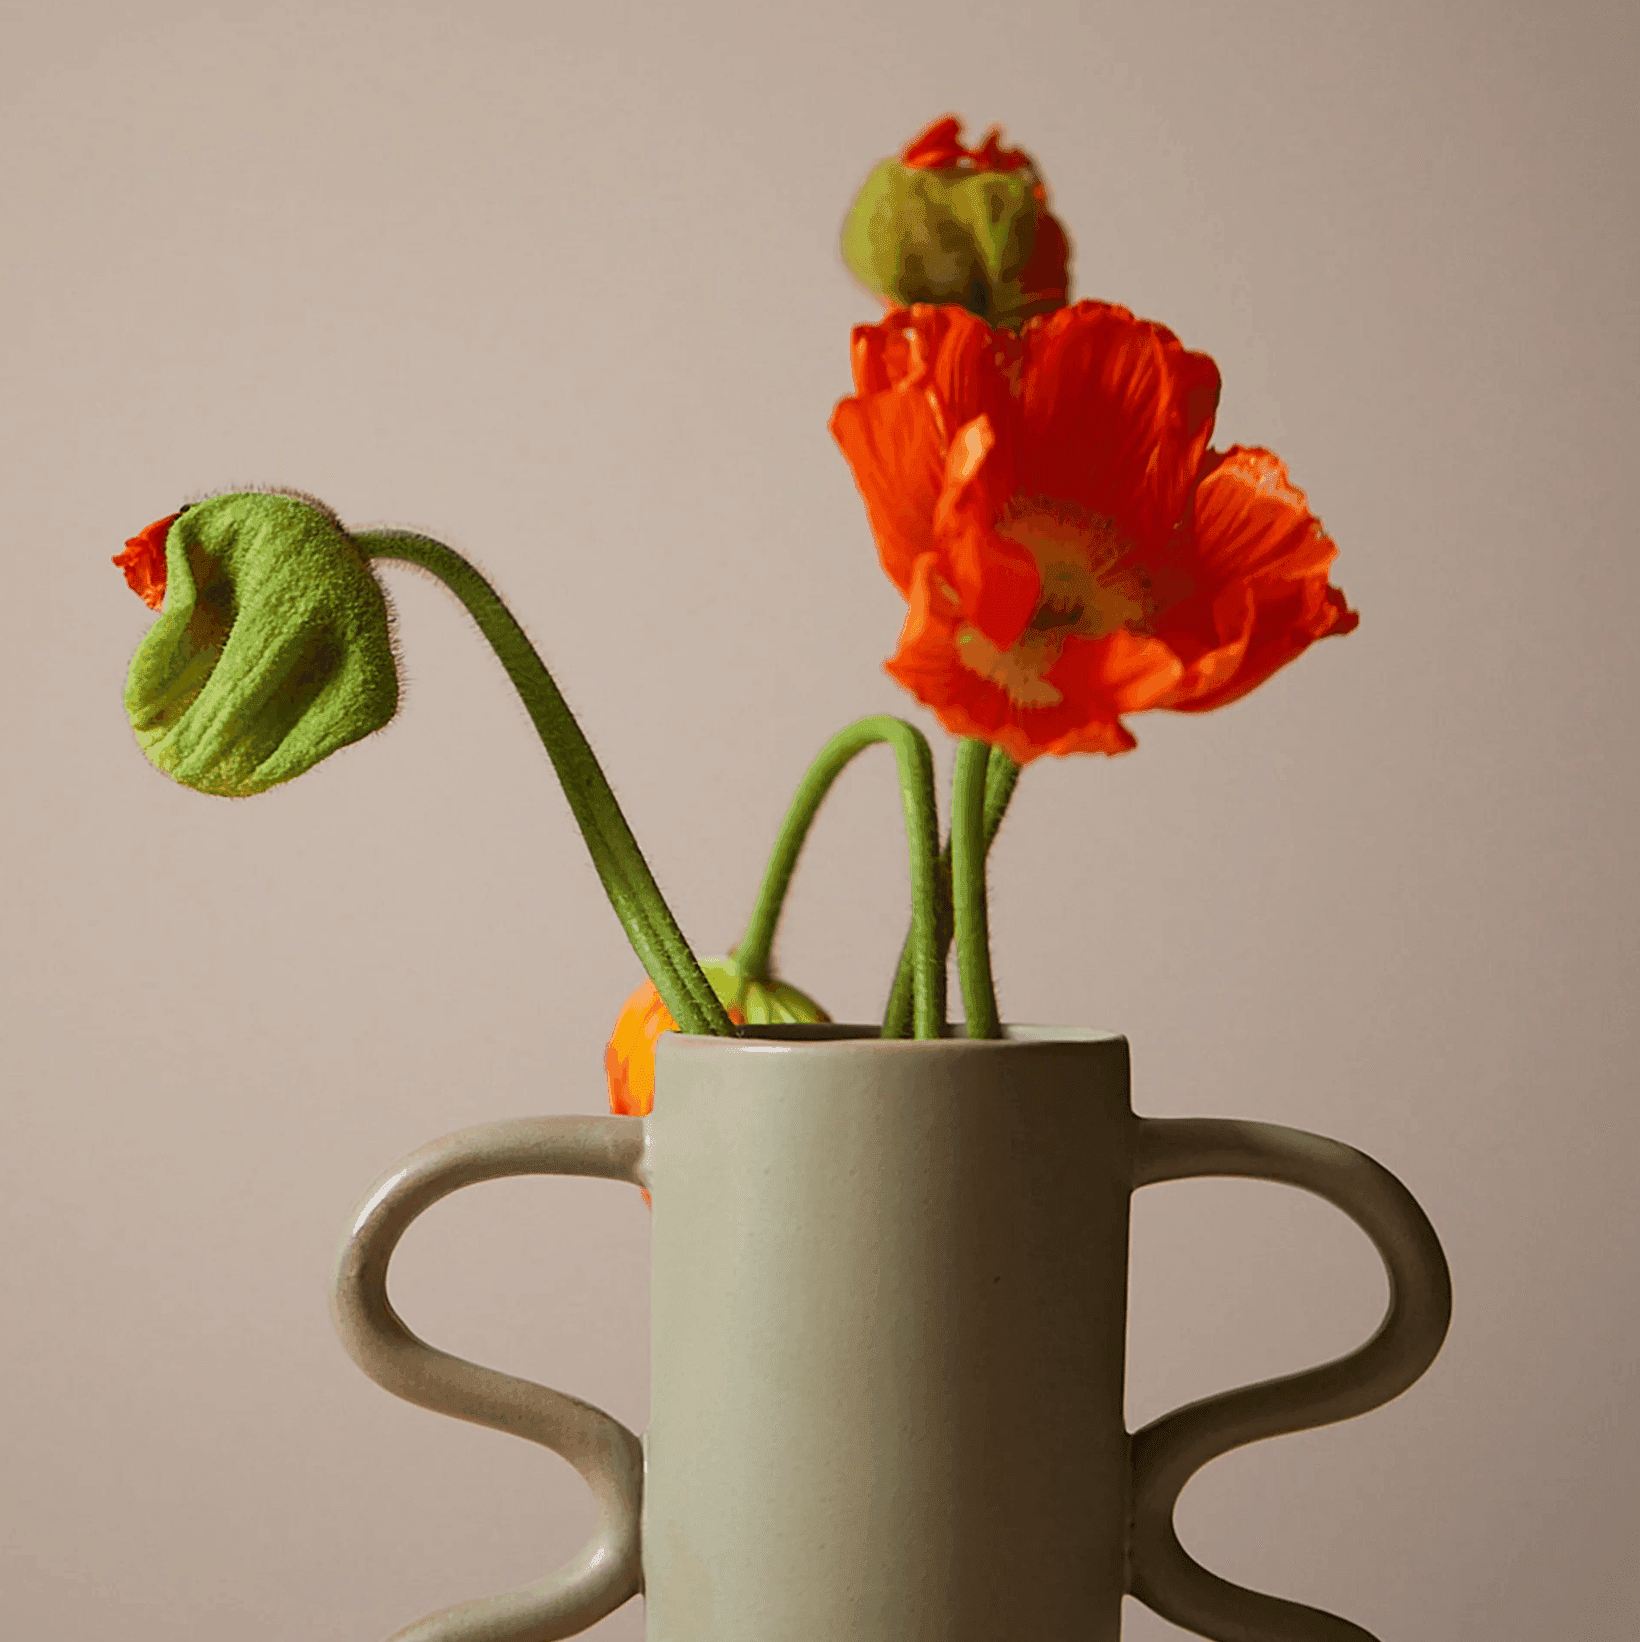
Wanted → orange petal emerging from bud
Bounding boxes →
[900,115,1032,175]
[113,513,179,610]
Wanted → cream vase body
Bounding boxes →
[334,1027,1451,1642]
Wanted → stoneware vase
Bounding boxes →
[332,1026,1451,1642]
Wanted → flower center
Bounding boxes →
[954,497,1147,709]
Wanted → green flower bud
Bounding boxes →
[121,491,398,797]
[702,956,831,1027]
[841,115,1071,331]
[607,956,830,1122]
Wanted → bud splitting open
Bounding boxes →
[119,491,399,797]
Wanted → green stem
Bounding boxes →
[882,745,1020,1038]
[880,849,953,1041]
[736,716,943,1037]
[951,738,1001,1039]
[357,530,734,1037]
[735,721,888,980]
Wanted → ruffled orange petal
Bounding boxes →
[1188,447,1339,583]
[932,415,1038,651]
[829,384,945,594]
[853,305,1010,407]
[113,512,179,610]
[1171,581,1357,713]
[901,115,967,169]
[1149,582,1257,704]
[1068,627,1188,718]
[900,115,1036,175]
[849,316,907,396]
[1018,303,1219,550]
[836,308,1029,617]
[970,126,1034,174]
[1158,448,1357,712]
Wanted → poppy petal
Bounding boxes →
[1019,302,1220,549]
[1161,449,1357,712]
[934,415,1038,650]
[839,297,1355,756]
[859,305,1010,410]
[1151,583,1256,705]
[1189,447,1339,584]
[113,513,180,610]
[836,308,1023,607]
[829,387,944,594]
[1170,580,1357,714]
[901,115,967,169]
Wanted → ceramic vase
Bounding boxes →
[333,1026,1450,1642]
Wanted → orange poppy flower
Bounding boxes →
[112,512,179,610]
[830,301,1357,762]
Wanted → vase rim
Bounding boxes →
[663,1023,1126,1053]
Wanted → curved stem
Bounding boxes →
[882,745,1020,1038]
[734,720,894,982]
[737,716,943,1037]
[951,737,1001,1039]
[357,530,733,1037]
[732,765,828,985]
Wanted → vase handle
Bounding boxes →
[331,1115,648,1642]
[1126,1117,1451,1641]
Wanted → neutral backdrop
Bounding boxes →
[4,2,1635,1638]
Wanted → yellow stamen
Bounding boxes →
[954,497,1148,709]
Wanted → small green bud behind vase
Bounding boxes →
[607,954,830,1120]
[841,114,1070,331]
[703,955,830,1028]
[119,491,399,797]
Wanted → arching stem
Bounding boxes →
[356,530,733,1037]
[735,716,944,1038]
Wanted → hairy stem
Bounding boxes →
[951,737,1001,1039]
[358,530,733,1036]
[735,715,944,1037]
[882,745,1021,1038]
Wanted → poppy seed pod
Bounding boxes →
[121,491,399,797]
[841,115,1070,332]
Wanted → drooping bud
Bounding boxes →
[840,114,1070,331]
[119,490,399,797]
[605,955,829,1118]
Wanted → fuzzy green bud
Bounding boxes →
[704,955,831,1027]
[841,115,1070,331]
[121,491,398,797]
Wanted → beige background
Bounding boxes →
[3,1,1635,1637]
